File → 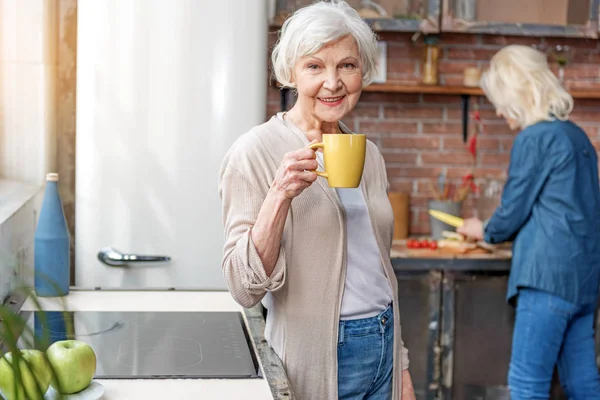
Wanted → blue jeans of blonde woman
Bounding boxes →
[337,304,394,399]
[509,288,600,399]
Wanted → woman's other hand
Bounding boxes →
[272,146,319,200]
[457,217,484,240]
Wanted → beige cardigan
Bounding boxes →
[219,114,409,399]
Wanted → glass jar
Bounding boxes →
[422,35,440,85]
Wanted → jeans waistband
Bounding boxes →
[339,303,393,336]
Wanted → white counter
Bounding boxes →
[21,289,274,400]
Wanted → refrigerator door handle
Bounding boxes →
[97,247,171,267]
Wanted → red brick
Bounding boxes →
[444,136,500,151]
[378,32,413,45]
[440,34,479,44]
[480,35,541,46]
[421,152,474,165]
[346,104,380,118]
[481,153,511,165]
[382,136,440,149]
[365,132,381,143]
[543,38,599,50]
[422,122,462,135]
[438,60,478,75]
[446,48,498,61]
[410,195,432,208]
[383,105,444,119]
[410,221,430,235]
[576,99,600,108]
[565,80,600,90]
[382,152,419,164]
[446,108,500,121]
[389,180,414,194]
[482,124,513,135]
[422,94,462,104]
[592,140,600,151]
[387,42,422,60]
[447,167,507,180]
[387,166,443,178]
[267,85,282,102]
[384,77,424,86]
[570,110,600,122]
[387,59,418,75]
[360,121,419,134]
[581,126,598,137]
[564,65,600,80]
[266,103,280,118]
[417,180,442,194]
[573,51,600,64]
[500,139,514,152]
[442,75,467,86]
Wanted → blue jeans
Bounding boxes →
[337,304,394,400]
[509,288,600,399]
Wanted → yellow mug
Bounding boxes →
[307,134,367,188]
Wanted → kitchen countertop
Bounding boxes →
[11,289,292,400]
[390,240,513,272]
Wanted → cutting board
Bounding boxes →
[391,241,512,259]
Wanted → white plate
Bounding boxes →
[45,381,104,400]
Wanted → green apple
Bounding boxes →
[46,340,97,394]
[0,349,52,400]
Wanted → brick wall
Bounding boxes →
[266,31,600,235]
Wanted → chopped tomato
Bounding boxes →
[429,241,438,250]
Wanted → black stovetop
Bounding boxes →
[17,311,260,379]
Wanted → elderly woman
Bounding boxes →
[458,45,600,399]
[218,1,415,399]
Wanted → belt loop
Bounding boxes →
[338,321,345,346]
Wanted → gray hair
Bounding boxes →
[271,0,379,88]
[480,45,574,129]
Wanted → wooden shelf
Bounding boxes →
[363,84,483,96]
[362,83,600,99]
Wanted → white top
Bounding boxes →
[315,152,394,320]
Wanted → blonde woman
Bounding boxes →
[459,45,600,399]
[219,1,415,399]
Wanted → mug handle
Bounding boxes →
[306,142,328,178]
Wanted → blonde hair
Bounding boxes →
[271,0,379,88]
[480,45,574,129]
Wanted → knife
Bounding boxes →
[428,210,464,228]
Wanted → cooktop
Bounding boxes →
[15,311,260,379]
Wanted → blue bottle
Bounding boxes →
[34,173,70,297]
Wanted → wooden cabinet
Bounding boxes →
[271,0,440,33]
[441,0,599,37]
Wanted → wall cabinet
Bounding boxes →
[272,0,600,38]
[441,0,599,37]
[272,0,440,32]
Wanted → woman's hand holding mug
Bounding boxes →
[272,145,319,200]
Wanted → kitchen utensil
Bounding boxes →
[428,210,464,228]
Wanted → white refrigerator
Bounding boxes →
[75,0,268,290]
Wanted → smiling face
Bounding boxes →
[290,35,363,129]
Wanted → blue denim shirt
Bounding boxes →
[484,120,600,306]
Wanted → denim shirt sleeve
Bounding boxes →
[484,134,553,244]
